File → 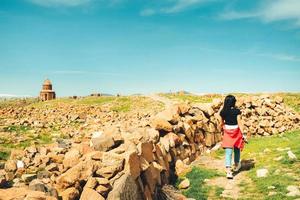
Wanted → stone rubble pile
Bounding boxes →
[237,95,300,135]
[0,96,299,200]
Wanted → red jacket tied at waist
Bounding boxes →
[222,126,244,150]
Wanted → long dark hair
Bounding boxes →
[221,95,236,114]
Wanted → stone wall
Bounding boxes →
[1,96,299,200]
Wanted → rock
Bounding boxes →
[178,178,190,189]
[4,160,17,173]
[124,151,141,179]
[175,159,187,176]
[90,133,115,152]
[61,187,80,200]
[268,186,276,190]
[45,163,58,172]
[37,170,51,179]
[91,152,103,161]
[155,107,180,124]
[84,177,98,189]
[268,191,277,196]
[287,185,300,197]
[57,160,96,189]
[177,103,190,115]
[80,188,105,200]
[21,174,37,183]
[137,142,154,163]
[273,156,283,161]
[63,149,81,170]
[16,160,24,169]
[29,179,47,192]
[256,169,268,178]
[107,173,143,200]
[151,118,173,132]
[287,150,297,160]
[95,184,110,196]
[144,162,161,193]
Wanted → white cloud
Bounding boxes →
[218,10,261,20]
[219,0,300,27]
[140,8,156,16]
[28,0,93,7]
[258,53,300,62]
[262,0,300,22]
[140,0,214,16]
[162,0,207,14]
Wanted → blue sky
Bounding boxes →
[0,0,300,97]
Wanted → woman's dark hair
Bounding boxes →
[221,95,236,114]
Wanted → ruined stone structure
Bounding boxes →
[39,79,56,101]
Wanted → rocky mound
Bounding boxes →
[0,96,299,200]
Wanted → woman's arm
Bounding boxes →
[237,115,244,133]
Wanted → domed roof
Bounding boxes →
[43,79,52,85]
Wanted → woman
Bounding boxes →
[220,95,245,179]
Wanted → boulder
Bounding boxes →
[124,151,141,179]
[80,188,105,200]
[57,160,96,189]
[178,178,190,189]
[63,149,81,170]
[61,187,80,200]
[151,118,173,132]
[29,179,47,192]
[107,173,143,200]
[90,133,115,152]
[4,160,17,173]
[137,142,154,163]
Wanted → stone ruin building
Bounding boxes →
[39,79,56,101]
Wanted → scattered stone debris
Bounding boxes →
[287,150,297,160]
[0,95,299,199]
[256,169,269,178]
[287,185,300,197]
[178,179,190,189]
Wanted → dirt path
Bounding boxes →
[147,94,176,107]
[191,153,253,199]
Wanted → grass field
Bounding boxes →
[0,96,164,113]
[161,92,300,113]
[180,129,300,200]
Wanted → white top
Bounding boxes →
[224,124,239,129]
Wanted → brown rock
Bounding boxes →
[61,187,80,200]
[63,149,81,170]
[80,188,105,200]
[151,118,173,132]
[84,177,97,189]
[124,151,141,179]
[144,162,161,193]
[90,134,115,152]
[4,160,17,173]
[57,160,96,189]
[137,142,154,163]
[107,173,143,200]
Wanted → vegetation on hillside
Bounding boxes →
[161,92,300,113]
[180,129,300,199]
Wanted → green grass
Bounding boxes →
[0,150,10,160]
[176,167,221,200]
[0,125,54,160]
[160,93,223,103]
[211,130,300,199]
[3,125,31,135]
[276,93,300,112]
[28,96,164,113]
[160,92,300,114]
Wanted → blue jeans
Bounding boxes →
[225,147,240,167]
